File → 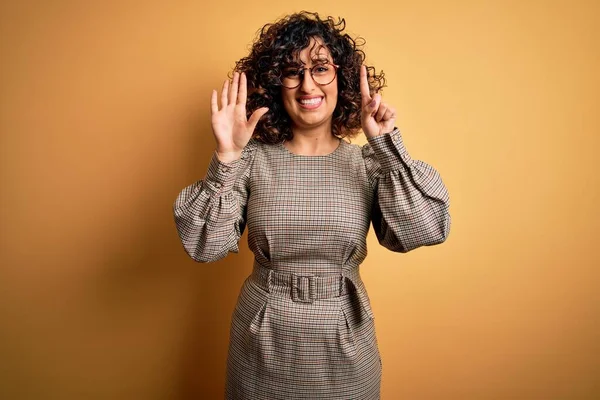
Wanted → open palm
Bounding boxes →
[211,72,268,162]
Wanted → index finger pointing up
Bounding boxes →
[360,65,372,106]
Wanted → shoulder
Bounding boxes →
[241,138,283,168]
[338,138,375,163]
[243,137,280,154]
[246,138,280,156]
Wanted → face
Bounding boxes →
[281,37,338,132]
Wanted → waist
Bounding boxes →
[250,261,362,304]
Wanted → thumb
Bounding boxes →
[363,93,381,117]
[248,107,269,132]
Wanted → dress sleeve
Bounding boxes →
[173,142,256,263]
[362,128,451,253]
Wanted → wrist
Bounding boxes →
[215,149,242,163]
[215,150,242,163]
[364,132,381,139]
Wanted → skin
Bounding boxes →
[211,37,397,162]
[360,64,397,138]
[211,72,268,163]
[280,38,339,156]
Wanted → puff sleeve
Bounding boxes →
[173,142,256,262]
[362,129,451,253]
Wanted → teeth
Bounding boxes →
[299,98,322,105]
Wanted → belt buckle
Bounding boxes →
[291,273,315,304]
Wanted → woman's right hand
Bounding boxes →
[211,71,269,163]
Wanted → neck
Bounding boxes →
[285,123,339,156]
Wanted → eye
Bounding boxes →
[313,64,330,74]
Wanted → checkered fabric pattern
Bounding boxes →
[173,128,451,399]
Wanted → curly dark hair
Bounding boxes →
[234,11,386,144]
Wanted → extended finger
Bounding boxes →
[229,72,239,105]
[221,79,229,108]
[360,65,372,106]
[237,72,247,105]
[211,89,218,114]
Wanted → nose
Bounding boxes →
[299,68,318,92]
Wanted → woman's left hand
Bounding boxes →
[360,65,396,138]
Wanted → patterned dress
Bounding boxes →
[173,129,451,399]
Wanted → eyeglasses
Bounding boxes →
[278,63,339,89]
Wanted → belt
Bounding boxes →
[250,262,351,304]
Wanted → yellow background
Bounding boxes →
[1,0,598,398]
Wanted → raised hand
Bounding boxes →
[211,72,268,163]
[360,65,396,138]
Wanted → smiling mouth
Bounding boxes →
[297,97,323,109]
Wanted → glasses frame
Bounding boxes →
[278,63,340,89]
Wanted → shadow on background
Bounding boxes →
[75,94,256,398]
[171,101,256,399]
[0,68,254,398]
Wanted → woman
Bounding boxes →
[174,11,450,399]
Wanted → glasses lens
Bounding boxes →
[281,68,301,88]
[280,64,336,88]
[312,64,336,85]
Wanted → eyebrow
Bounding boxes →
[295,57,330,66]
